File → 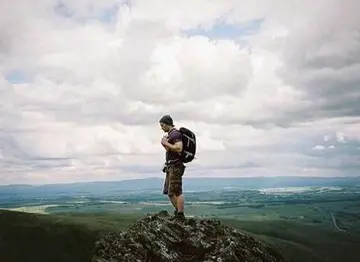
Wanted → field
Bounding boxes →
[0,177,359,262]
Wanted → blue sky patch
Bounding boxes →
[185,18,264,39]
[5,70,28,84]
[98,6,119,23]
[54,0,122,23]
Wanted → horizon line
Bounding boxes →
[1,175,359,187]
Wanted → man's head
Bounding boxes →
[159,114,174,132]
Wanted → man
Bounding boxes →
[159,114,186,220]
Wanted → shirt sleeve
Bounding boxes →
[170,130,182,143]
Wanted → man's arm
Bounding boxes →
[164,140,183,153]
[161,135,169,151]
[162,143,169,151]
[161,135,183,153]
[161,130,183,153]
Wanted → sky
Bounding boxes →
[0,0,359,185]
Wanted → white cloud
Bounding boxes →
[336,132,346,143]
[0,0,359,185]
[313,145,325,151]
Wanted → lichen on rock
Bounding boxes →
[92,210,287,262]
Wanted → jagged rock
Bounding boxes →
[92,210,287,262]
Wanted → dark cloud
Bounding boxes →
[276,3,360,125]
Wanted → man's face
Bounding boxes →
[160,122,168,132]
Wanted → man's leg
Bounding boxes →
[168,165,185,218]
[175,194,184,213]
[169,195,177,210]
[163,170,177,211]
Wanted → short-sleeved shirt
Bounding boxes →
[166,128,183,165]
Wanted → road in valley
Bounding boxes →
[329,212,346,232]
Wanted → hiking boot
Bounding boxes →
[174,211,185,221]
[169,209,178,221]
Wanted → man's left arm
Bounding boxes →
[161,132,183,153]
[166,140,183,153]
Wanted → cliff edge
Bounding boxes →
[92,211,287,262]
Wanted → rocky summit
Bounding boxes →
[92,211,287,262]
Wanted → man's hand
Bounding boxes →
[161,137,168,146]
[162,138,182,153]
[161,137,169,151]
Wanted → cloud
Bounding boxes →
[0,0,359,185]
[277,0,360,122]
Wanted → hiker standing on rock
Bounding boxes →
[159,115,186,220]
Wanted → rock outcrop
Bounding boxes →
[92,211,287,262]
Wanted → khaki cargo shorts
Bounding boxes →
[163,164,185,197]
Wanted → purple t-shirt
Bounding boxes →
[166,129,182,165]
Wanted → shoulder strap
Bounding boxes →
[168,128,178,136]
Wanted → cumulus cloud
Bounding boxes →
[0,0,359,185]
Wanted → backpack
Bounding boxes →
[179,127,196,163]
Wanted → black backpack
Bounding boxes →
[179,127,196,163]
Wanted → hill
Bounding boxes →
[221,219,360,262]
[0,209,359,262]
[0,210,140,262]
[93,210,286,262]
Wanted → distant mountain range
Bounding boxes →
[0,176,359,199]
